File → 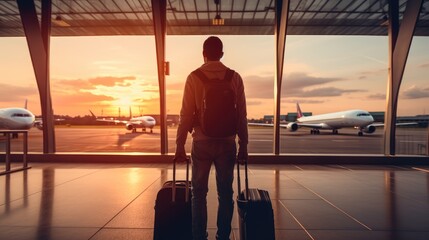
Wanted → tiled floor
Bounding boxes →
[1,163,429,240]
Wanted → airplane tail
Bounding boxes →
[24,99,28,109]
[89,110,96,118]
[296,102,304,118]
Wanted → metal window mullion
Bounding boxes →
[124,0,141,20]
[240,0,247,25]
[193,0,200,24]
[251,0,261,25]
[274,0,289,155]
[178,0,189,25]
[112,0,131,19]
[384,0,423,155]
[73,0,98,22]
[167,0,179,23]
[262,0,274,23]
[290,0,307,20]
[17,0,55,153]
[138,0,152,21]
[230,0,235,19]
[206,0,210,23]
[152,0,168,154]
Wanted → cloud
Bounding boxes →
[283,72,341,90]
[88,76,136,87]
[53,92,115,106]
[293,87,365,97]
[358,68,387,80]
[419,63,429,68]
[0,83,38,103]
[246,100,263,106]
[54,76,136,90]
[243,75,273,99]
[282,99,324,104]
[52,75,160,107]
[402,85,429,99]
[54,79,92,90]
[283,73,365,97]
[244,72,364,99]
[367,93,386,100]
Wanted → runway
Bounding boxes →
[1,126,427,155]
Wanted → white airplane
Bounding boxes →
[0,100,62,133]
[249,103,415,136]
[0,107,36,138]
[89,110,156,133]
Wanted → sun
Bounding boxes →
[113,96,134,108]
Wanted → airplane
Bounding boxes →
[0,101,63,134]
[89,110,156,133]
[0,107,36,138]
[249,103,416,136]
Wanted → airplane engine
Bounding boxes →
[286,122,299,132]
[126,124,134,131]
[363,125,376,133]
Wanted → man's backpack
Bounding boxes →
[193,68,238,138]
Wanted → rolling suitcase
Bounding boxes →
[236,160,275,240]
[153,157,192,240]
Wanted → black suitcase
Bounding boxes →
[153,158,192,240]
[236,160,275,240]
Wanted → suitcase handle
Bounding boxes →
[172,157,190,203]
[236,158,249,201]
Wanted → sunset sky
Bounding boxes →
[1,35,428,119]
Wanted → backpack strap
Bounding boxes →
[223,69,235,82]
[192,69,208,82]
[192,68,235,82]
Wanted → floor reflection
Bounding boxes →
[2,170,29,215]
[0,164,428,240]
[385,171,398,238]
[37,168,55,239]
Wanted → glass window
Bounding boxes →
[281,36,387,154]
[0,37,42,152]
[50,36,160,153]
[397,37,429,156]
[166,35,275,154]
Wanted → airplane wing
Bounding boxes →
[33,118,65,130]
[297,123,328,129]
[248,122,327,129]
[96,118,128,124]
[248,122,280,127]
[371,122,419,127]
[90,110,129,125]
[248,122,289,128]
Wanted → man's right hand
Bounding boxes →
[237,150,248,165]
[174,148,188,163]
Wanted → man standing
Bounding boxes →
[175,36,248,240]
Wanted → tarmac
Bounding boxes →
[1,126,427,155]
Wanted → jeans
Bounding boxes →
[191,139,236,240]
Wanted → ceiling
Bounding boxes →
[1,0,429,36]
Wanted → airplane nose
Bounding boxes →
[24,117,35,129]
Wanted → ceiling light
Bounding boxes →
[380,14,389,26]
[212,0,224,26]
[52,15,71,27]
[212,14,224,26]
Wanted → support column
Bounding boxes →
[152,0,168,154]
[17,0,56,153]
[384,0,422,155]
[274,0,290,155]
